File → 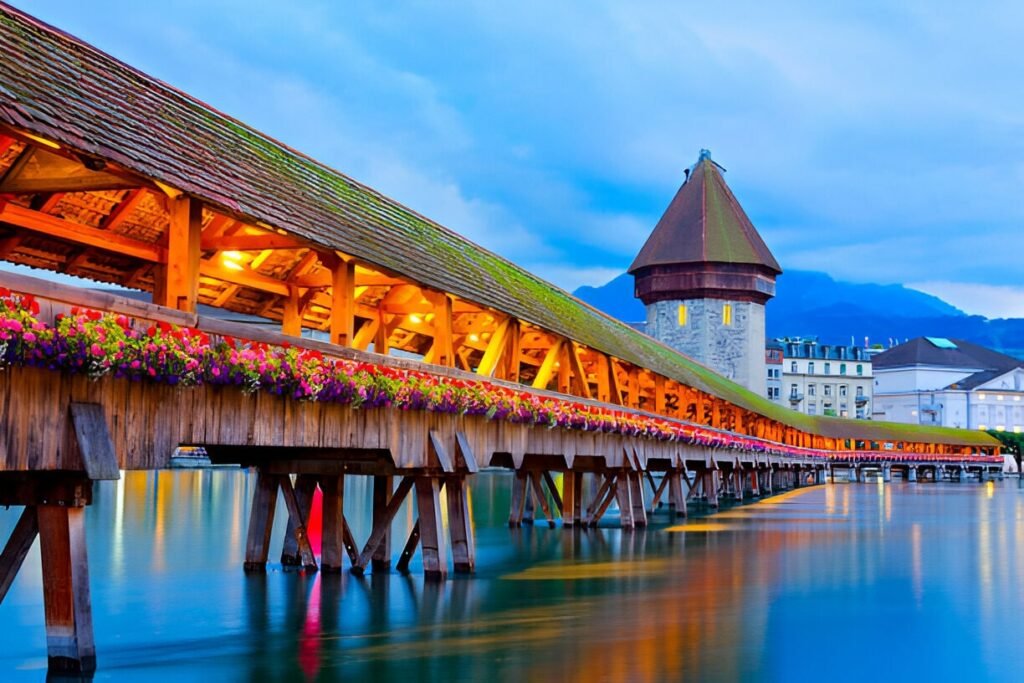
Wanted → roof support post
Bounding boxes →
[426,291,454,367]
[329,257,355,347]
[282,285,302,337]
[153,195,201,311]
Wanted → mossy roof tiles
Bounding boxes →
[0,5,996,448]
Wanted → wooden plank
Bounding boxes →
[281,474,317,566]
[0,505,38,604]
[320,474,345,573]
[446,476,475,573]
[278,475,317,571]
[244,471,278,571]
[37,505,95,673]
[371,475,393,571]
[68,403,120,480]
[352,476,414,574]
[415,477,448,580]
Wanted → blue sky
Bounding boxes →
[13,1,1024,317]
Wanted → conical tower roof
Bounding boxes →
[629,150,781,274]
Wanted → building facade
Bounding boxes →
[770,339,873,419]
[766,342,783,401]
[873,337,1024,432]
[630,150,781,394]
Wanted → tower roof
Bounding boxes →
[629,150,781,275]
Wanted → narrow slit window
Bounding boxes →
[677,304,687,326]
[722,303,733,326]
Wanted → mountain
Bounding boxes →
[573,270,1024,358]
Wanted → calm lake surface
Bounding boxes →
[1,471,1022,681]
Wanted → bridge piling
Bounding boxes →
[280,474,318,568]
[371,475,394,572]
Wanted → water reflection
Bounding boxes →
[2,474,1024,680]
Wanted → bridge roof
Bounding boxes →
[629,151,781,275]
[0,5,996,449]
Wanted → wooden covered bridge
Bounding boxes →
[0,4,1002,673]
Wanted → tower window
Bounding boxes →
[677,304,687,326]
[722,303,733,326]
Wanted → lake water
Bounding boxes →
[1,471,1022,681]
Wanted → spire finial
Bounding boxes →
[699,148,712,162]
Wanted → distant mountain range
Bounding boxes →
[573,270,1024,359]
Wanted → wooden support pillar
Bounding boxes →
[445,477,475,573]
[669,470,687,518]
[571,472,584,526]
[415,478,448,580]
[561,472,576,527]
[320,475,345,573]
[508,470,529,527]
[244,470,279,572]
[330,257,356,347]
[705,469,720,508]
[281,474,318,566]
[615,471,634,529]
[279,475,317,571]
[154,195,201,311]
[282,285,303,336]
[588,474,618,527]
[37,505,95,674]
[371,475,393,572]
[750,469,760,497]
[427,291,455,367]
[529,471,556,528]
[629,471,647,527]
[396,520,421,574]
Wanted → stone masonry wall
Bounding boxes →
[647,298,766,394]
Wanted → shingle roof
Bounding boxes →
[0,5,996,448]
[629,151,782,274]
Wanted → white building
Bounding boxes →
[771,339,873,419]
[872,337,1024,432]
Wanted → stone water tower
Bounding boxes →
[629,150,781,394]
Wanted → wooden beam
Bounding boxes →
[476,318,509,377]
[320,474,345,573]
[567,342,593,399]
[0,505,38,604]
[281,286,303,337]
[426,291,454,367]
[37,505,95,673]
[532,337,565,390]
[330,258,356,347]
[244,471,280,573]
[154,196,202,311]
[352,476,415,574]
[0,201,162,262]
[100,189,145,232]
[200,233,309,252]
[278,474,317,571]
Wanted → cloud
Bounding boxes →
[907,282,1024,319]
